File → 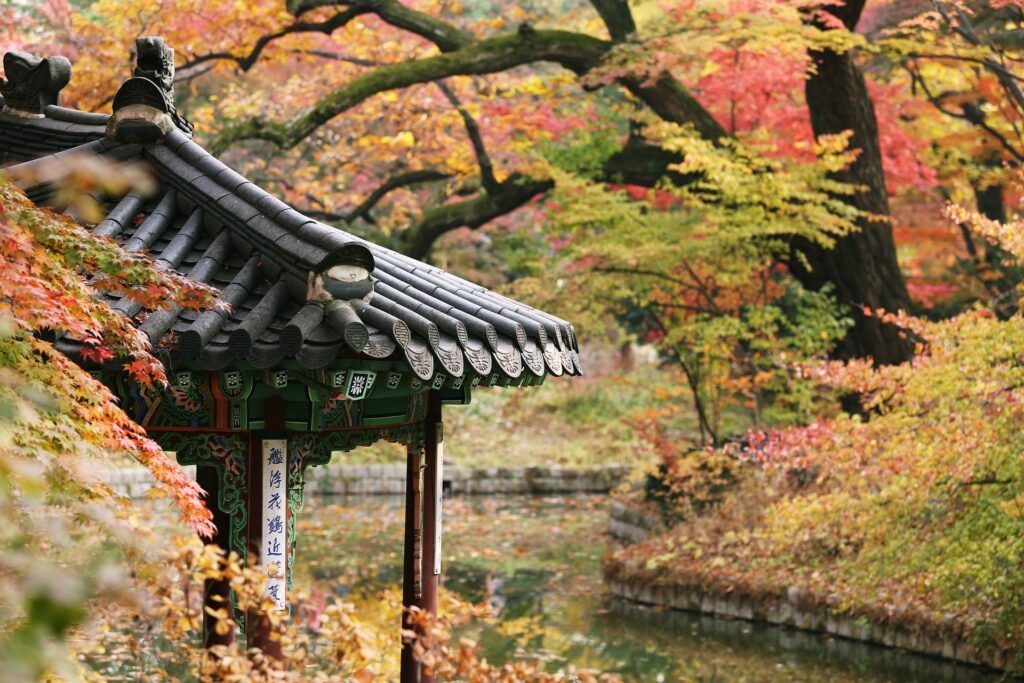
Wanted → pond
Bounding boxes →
[295,493,1011,682]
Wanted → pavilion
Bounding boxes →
[0,38,580,681]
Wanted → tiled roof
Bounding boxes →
[0,103,107,163]
[0,53,581,385]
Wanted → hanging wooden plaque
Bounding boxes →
[261,438,287,610]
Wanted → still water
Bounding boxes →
[295,494,1011,683]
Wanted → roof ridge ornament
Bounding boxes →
[0,51,72,117]
[307,244,377,353]
[107,36,193,143]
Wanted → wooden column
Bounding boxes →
[419,391,443,683]
[198,464,235,649]
[400,442,423,683]
[247,395,286,660]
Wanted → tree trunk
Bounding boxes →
[793,0,913,364]
[974,171,1005,224]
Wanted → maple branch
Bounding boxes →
[433,80,498,193]
[400,174,553,259]
[907,64,1024,163]
[646,314,718,445]
[289,49,377,67]
[588,0,637,41]
[350,169,453,223]
[180,8,367,71]
[957,477,1014,487]
[590,266,697,290]
[907,52,1024,83]
[207,28,725,154]
[298,169,452,223]
[935,2,1024,118]
[291,0,637,48]
[239,48,514,227]
[288,0,474,52]
[192,0,726,260]
[206,30,607,153]
[174,63,215,84]
[282,51,500,190]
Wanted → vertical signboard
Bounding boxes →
[434,424,443,575]
[261,439,287,610]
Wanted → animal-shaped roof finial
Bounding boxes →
[0,52,71,116]
[108,36,193,142]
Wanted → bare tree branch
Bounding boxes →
[287,0,474,52]
[206,28,725,154]
[906,63,1024,163]
[433,80,497,192]
[589,0,637,41]
[180,8,366,71]
[295,169,452,223]
[400,174,553,259]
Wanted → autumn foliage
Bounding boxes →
[11,0,1024,678]
[0,173,221,677]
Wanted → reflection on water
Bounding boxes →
[602,602,1009,683]
[296,494,1013,683]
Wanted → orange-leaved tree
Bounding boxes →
[0,168,216,678]
[8,0,943,365]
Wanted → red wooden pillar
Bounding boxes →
[197,464,235,649]
[419,391,443,683]
[247,395,286,660]
[400,442,423,683]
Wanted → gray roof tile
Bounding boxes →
[2,101,582,381]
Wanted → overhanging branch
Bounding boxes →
[180,8,366,72]
[206,28,727,154]
[400,174,553,259]
[589,0,637,41]
[296,169,452,223]
[287,0,474,52]
[348,169,452,223]
[433,80,498,192]
[206,30,612,154]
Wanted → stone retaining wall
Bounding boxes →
[105,465,197,498]
[304,463,629,496]
[609,599,998,681]
[608,578,1015,673]
[106,464,629,498]
[607,499,666,543]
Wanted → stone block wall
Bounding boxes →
[607,499,666,542]
[608,579,1015,673]
[302,463,630,496]
[104,464,197,498]
[106,463,630,498]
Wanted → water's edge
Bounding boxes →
[118,464,1014,678]
[607,496,1018,676]
[607,579,1016,674]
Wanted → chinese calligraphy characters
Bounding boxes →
[261,439,288,610]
